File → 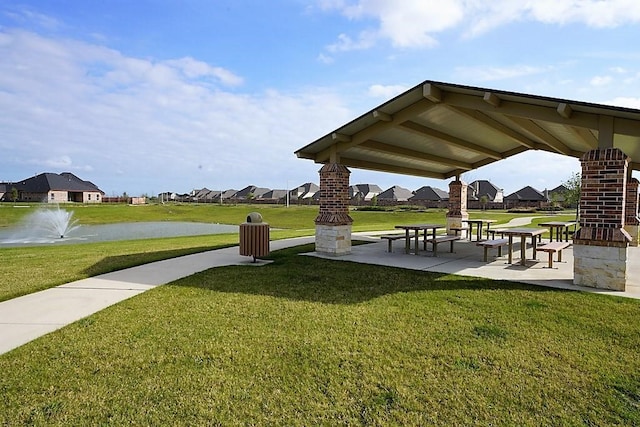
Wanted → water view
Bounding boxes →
[0,208,239,247]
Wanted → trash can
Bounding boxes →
[239,212,270,262]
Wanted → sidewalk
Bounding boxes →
[0,236,316,355]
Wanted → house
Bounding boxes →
[409,186,449,208]
[260,189,288,202]
[289,182,319,202]
[1,172,104,203]
[349,184,382,204]
[504,186,549,208]
[377,185,414,203]
[191,188,214,202]
[231,185,271,201]
[0,183,8,201]
[467,179,504,203]
[548,184,569,206]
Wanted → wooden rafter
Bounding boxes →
[399,120,504,159]
[359,139,473,170]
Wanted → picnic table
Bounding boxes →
[501,227,547,266]
[394,224,444,255]
[538,221,576,242]
[462,219,497,241]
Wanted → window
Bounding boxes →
[50,193,54,200]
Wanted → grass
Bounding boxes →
[0,203,573,301]
[1,244,639,425]
[0,229,309,302]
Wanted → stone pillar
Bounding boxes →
[624,178,639,246]
[446,180,469,239]
[315,163,353,255]
[573,148,631,291]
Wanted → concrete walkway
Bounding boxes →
[0,236,316,355]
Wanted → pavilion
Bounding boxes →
[295,80,640,291]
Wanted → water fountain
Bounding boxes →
[0,205,81,245]
[29,206,80,239]
[0,206,239,247]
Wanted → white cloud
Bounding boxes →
[590,75,613,86]
[604,97,640,109]
[321,0,640,52]
[367,84,408,98]
[326,31,378,52]
[0,29,353,194]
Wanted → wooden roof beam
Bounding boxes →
[315,98,437,162]
[557,103,573,119]
[442,92,598,130]
[400,120,504,160]
[338,156,447,179]
[501,115,580,157]
[447,105,542,150]
[359,139,474,170]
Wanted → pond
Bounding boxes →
[0,221,239,247]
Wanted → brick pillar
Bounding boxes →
[315,163,353,255]
[446,180,469,238]
[573,148,631,291]
[624,178,639,246]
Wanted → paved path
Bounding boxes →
[0,236,316,355]
[499,216,549,227]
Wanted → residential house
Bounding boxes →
[504,186,549,209]
[548,184,569,207]
[0,183,9,201]
[259,189,288,203]
[409,186,449,208]
[349,184,382,205]
[289,182,319,203]
[377,185,414,204]
[467,180,504,209]
[1,172,104,203]
[231,185,271,201]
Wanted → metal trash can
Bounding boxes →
[239,212,270,262]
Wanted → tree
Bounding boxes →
[479,195,489,210]
[11,187,18,203]
[562,172,581,219]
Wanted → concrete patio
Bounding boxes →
[309,232,640,300]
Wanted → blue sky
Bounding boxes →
[2,1,640,196]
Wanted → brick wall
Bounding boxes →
[625,178,639,225]
[574,148,631,247]
[446,180,467,217]
[315,163,353,226]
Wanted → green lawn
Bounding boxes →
[1,203,574,302]
[1,244,638,425]
[3,203,623,424]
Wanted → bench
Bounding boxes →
[449,226,464,237]
[535,241,571,268]
[486,228,507,239]
[476,238,509,262]
[425,235,461,257]
[380,234,406,252]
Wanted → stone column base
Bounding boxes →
[447,215,469,239]
[624,224,639,247]
[573,244,628,291]
[315,224,352,256]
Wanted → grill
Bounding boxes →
[239,212,270,262]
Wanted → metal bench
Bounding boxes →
[425,235,460,257]
[476,238,509,262]
[535,241,571,268]
[380,235,406,252]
